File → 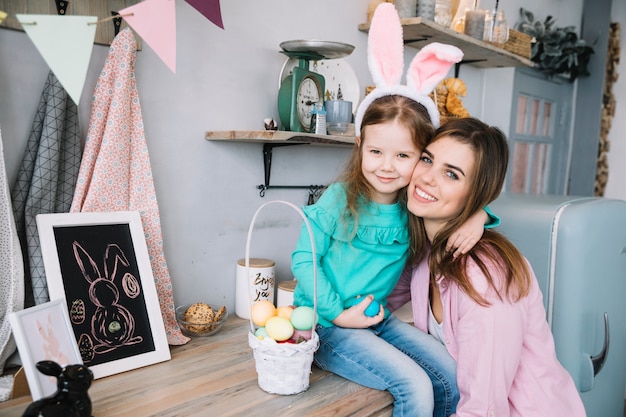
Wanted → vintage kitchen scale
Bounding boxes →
[277,40,355,132]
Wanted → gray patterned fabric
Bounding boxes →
[11,71,82,307]
[0,124,25,401]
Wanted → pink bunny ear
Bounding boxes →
[73,241,101,283]
[407,42,463,95]
[368,3,404,88]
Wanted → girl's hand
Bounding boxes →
[332,295,384,328]
[446,209,488,258]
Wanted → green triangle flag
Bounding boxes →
[16,14,97,105]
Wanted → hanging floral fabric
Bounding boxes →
[11,71,82,307]
[70,28,188,345]
[0,124,25,401]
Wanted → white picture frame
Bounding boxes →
[9,299,83,400]
[36,211,171,379]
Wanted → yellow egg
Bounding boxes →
[265,316,294,341]
[276,305,294,320]
[250,300,276,327]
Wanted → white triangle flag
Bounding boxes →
[16,14,97,105]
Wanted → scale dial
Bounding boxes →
[277,66,324,132]
[296,75,322,131]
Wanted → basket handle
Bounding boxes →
[245,200,317,335]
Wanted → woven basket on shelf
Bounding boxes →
[501,29,533,59]
[245,200,319,395]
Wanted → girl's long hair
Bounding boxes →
[340,95,435,228]
[411,117,531,305]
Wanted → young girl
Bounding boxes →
[388,117,586,416]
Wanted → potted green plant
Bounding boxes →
[514,8,595,81]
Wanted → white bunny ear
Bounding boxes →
[406,42,464,95]
[368,3,404,88]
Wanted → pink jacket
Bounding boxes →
[388,255,586,417]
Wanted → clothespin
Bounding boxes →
[111,11,122,36]
[55,0,68,15]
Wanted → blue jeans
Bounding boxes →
[314,315,458,417]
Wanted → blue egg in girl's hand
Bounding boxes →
[347,296,380,317]
[364,299,381,317]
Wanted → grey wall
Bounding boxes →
[3,0,620,315]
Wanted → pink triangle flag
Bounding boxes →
[120,0,177,73]
[16,14,97,105]
[185,0,224,29]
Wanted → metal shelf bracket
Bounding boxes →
[257,143,326,198]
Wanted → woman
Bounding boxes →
[388,117,586,416]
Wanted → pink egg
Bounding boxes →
[289,329,312,343]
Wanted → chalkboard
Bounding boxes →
[37,211,170,379]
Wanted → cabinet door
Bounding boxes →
[506,68,574,195]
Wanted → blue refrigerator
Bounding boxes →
[490,193,626,417]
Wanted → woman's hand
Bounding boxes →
[331,295,384,328]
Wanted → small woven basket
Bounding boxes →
[244,200,319,395]
[502,29,533,59]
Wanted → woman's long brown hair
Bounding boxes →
[410,117,532,305]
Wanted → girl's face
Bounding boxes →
[359,119,420,204]
[407,135,475,235]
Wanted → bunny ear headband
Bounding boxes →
[354,3,464,133]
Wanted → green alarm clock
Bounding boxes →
[277,40,355,133]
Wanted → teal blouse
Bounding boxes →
[291,182,409,327]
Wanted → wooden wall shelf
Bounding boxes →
[206,131,354,197]
[205,130,355,147]
[358,17,534,70]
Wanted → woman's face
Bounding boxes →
[407,135,475,234]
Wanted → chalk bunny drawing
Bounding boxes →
[73,241,143,356]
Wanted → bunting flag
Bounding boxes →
[185,0,224,29]
[0,10,7,24]
[16,14,97,105]
[120,0,177,73]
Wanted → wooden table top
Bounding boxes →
[0,316,393,417]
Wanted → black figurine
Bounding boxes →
[22,360,93,417]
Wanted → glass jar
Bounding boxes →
[394,0,418,18]
[418,0,436,20]
[451,0,477,33]
[434,0,452,27]
[464,7,486,40]
[493,10,509,44]
[483,10,509,44]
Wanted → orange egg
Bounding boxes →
[250,300,276,326]
[276,305,295,320]
[265,316,294,341]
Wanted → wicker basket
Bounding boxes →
[245,200,319,395]
[502,29,533,59]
